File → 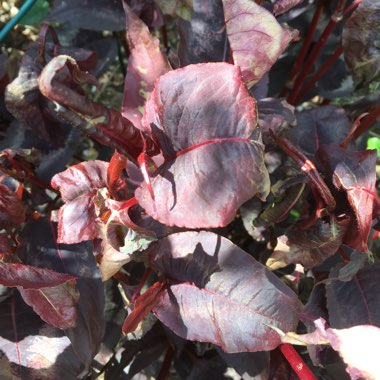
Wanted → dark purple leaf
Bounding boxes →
[178,0,228,66]
[342,0,380,88]
[19,219,105,371]
[326,262,380,329]
[319,145,377,252]
[47,0,125,31]
[0,293,84,379]
[290,106,352,158]
[149,231,300,352]
[0,262,76,289]
[136,63,270,228]
[52,160,108,244]
[19,284,79,329]
[121,1,171,130]
[222,0,293,87]
[268,216,350,269]
[273,0,302,16]
[0,182,25,229]
[257,98,296,144]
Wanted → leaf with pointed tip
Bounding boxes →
[148,231,300,352]
[121,1,171,130]
[178,0,228,66]
[319,145,377,252]
[268,216,350,269]
[326,262,380,329]
[342,0,380,88]
[136,63,270,228]
[222,0,293,87]
[0,182,25,229]
[273,0,302,16]
[52,160,108,244]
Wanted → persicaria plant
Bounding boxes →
[0,0,379,378]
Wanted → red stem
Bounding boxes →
[352,105,380,140]
[157,346,175,380]
[281,0,324,96]
[287,0,361,105]
[280,344,317,380]
[293,46,343,104]
[131,267,153,302]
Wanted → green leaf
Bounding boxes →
[367,137,380,158]
[20,0,50,26]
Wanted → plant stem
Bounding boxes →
[281,0,324,96]
[131,267,153,302]
[157,346,175,380]
[280,344,317,380]
[353,105,380,140]
[287,0,362,105]
[293,46,343,104]
[0,0,38,43]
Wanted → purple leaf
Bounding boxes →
[273,0,302,16]
[0,262,76,289]
[148,231,300,352]
[319,145,377,252]
[19,283,79,329]
[121,1,171,130]
[0,182,25,229]
[47,0,125,31]
[136,63,270,228]
[326,263,380,329]
[268,216,350,269]
[178,0,228,66]
[52,160,108,244]
[222,0,293,87]
[342,0,380,88]
[0,293,84,379]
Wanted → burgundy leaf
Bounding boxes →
[273,0,302,16]
[0,293,83,379]
[0,182,25,229]
[290,105,353,158]
[178,0,228,66]
[122,281,165,335]
[342,0,380,88]
[222,0,293,87]
[121,1,171,130]
[52,160,108,202]
[149,231,300,352]
[268,216,350,269]
[319,145,377,252]
[19,282,79,329]
[136,63,270,228]
[0,262,76,289]
[52,160,108,244]
[326,263,380,329]
[47,0,125,31]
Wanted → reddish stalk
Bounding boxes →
[280,0,324,96]
[287,0,362,105]
[280,344,317,380]
[352,105,380,140]
[338,247,350,263]
[11,297,21,366]
[340,112,370,148]
[157,345,175,380]
[131,267,153,302]
[293,46,343,104]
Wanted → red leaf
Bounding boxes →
[0,262,76,289]
[122,281,165,335]
[121,1,171,130]
[0,182,25,229]
[319,145,377,252]
[149,231,300,352]
[52,160,108,244]
[107,150,128,200]
[222,0,293,87]
[136,63,270,228]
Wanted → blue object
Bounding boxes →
[0,0,38,43]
